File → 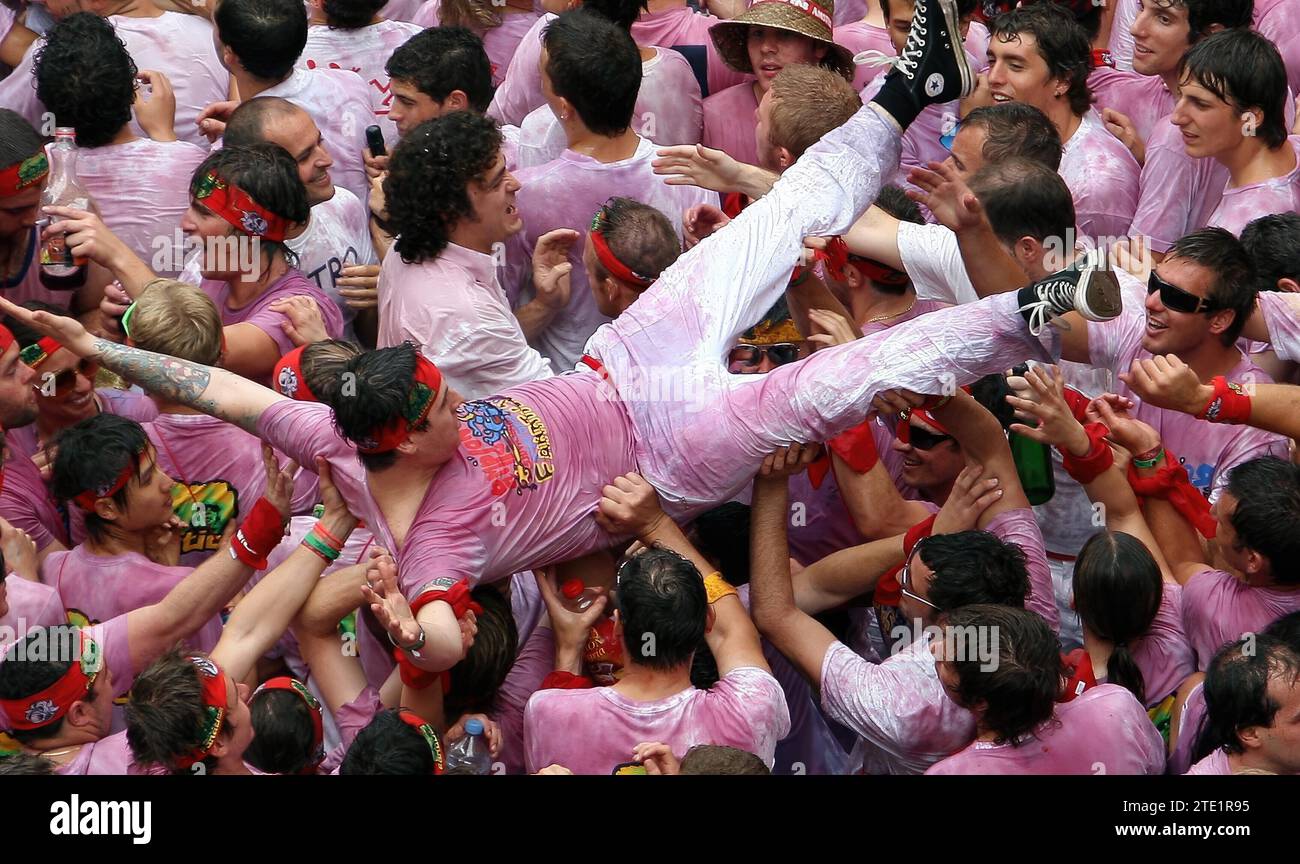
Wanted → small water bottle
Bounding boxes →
[445,718,492,775]
[560,578,599,613]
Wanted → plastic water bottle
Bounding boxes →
[445,718,492,775]
[560,578,599,613]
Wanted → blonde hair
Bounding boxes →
[768,65,862,160]
[128,279,225,366]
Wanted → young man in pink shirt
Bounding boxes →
[926,604,1166,773]
[1176,30,1300,237]
[1186,633,1300,774]
[9,0,1124,676]
[703,0,855,167]
[986,3,1140,244]
[505,9,714,372]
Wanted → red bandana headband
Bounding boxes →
[71,442,147,511]
[19,337,62,370]
[0,153,49,197]
[173,655,230,771]
[398,709,445,774]
[0,630,101,730]
[273,346,320,403]
[355,354,444,454]
[193,170,290,242]
[590,209,653,289]
[896,406,951,444]
[848,254,911,287]
[0,324,17,355]
[254,676,325,772]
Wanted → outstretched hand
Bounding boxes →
[1118,354,1213,416]
[653,143,746,193]
[0,294,98,358]
[906,161,985,234]
[1004,365,1092,456]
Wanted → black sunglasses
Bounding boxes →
[728,343,804,369]
[1147,271,1218,315]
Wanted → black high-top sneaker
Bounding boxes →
[869,0,974,131]
[1016,255,1123,337]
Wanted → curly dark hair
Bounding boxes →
[385,112,503,263]
[34,13,138,148]
[323,0,386,29]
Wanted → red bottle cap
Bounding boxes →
[561,578,584,600]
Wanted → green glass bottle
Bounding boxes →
[1009,430,1056,506]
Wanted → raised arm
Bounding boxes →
[929,387,1029,526]
[1121,353,1300,440]
[0,297,284,434]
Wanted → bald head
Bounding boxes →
[224,97,335,205]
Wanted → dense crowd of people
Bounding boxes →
[0,0,1298,776]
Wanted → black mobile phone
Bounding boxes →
[365,125,386,158]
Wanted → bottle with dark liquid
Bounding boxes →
[39,128,92,291]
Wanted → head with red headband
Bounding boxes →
[341,708,446,775]
[326,342,461,471]
[272,340,363,405]
[583,198,680,318]
[0,322,40,430]
[7,302,101,431]
[0,625,115,749]
[49,413,176,542]
[0,110,48,243]
[125,650,252,774]
[245,676,326,775]
[184,144,309,282]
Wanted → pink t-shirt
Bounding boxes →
[505,136,716,371]
[1185,747,1232,775]
[412,0,539,86]
[1059,109,1141,243]
[702,81,760,167]
[42,545,224,654]
[1129,116,1228,253]
[71,138,207,279]
[836,21,894,92]
[1181,567,1300,671]
[1126,581,1196,708]
[1168,679,1205,775]
[859,298,951,335]
[820,639,976,775]
[381,0,425,22]
[0,573,65,651]
[0,229,78,312]
[523,665,791,773]
[512,46,704,169]
[55,729,148,775]
[1088,312,1291,500]
[834,0,868,26]
[1,430,67,553]
[0,12,231,150]
[925,684,1166,774]
[145,412,318,567]
[1256,0,1300,98]
[260,67,375,207]
[1207,137,1300,237]
[490,622,553,774]
[300,20,425,151]
[630,6,749,97]
[200,268,345,384]
[1087,67,1173,145]
[985,507,1059,634]
[1256,289,1300,362]
[1107,0,1139,71]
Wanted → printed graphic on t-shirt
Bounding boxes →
[171,481,239,555]
[456,397,555,496]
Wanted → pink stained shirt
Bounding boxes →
[0,573,65,652]
[1181,567,1300,671]
[376,241,554,399]
[925,683,1167,774]
[41,545,224,654]
[411,0,539,86]
[985,507,1059,634]
[702,81,760,167]
[1255,0,1300,97]
[1256,289,1300,362]
[67,138,208,280]
[819,639,977,775]
[835,20,894,92]
[200,268,345,384]
[1125,580,1196,708]
[1207,137,1300,237]
[1086,67,1173,145]
[1088,311,1291,500]
[1,228,78,312]
[1107,0,1139,71]
[1,429,68,553]
[523,665,791,774]
[144,412,319,568]
[259,67,375,207]
[300,20,425,151]
[381,0,425,22]
[490,622,554,774]
[1059,109,1141,243]
[0,12,231,150]
[834,0,868,27]
[55,729,149,775]
[512,47,704,170]
[1129,116,1228,254]
[1185,747,1232,775]
[505,136,717,372]
[284,187,378,343]
[631,6,750,98]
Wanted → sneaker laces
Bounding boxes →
[868,9,926,80]
[1017,275,1079,338]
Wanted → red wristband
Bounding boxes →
[393,647,439,690]
[1060,422,1114,485]
[229,497,286,569]
[808,418,879,489]
[541,671,593,690]
[1091,48,1115,69]
[1126,450,1218,539]
[312,521,345,549]
[410,576,484,621]
[1196,376,1251,425]
[904,513,937,557]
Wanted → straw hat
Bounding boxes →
[710,0,855,82]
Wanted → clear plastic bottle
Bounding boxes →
[560,578,599,613]
[444,718,493,775]
[39,128,93,291]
